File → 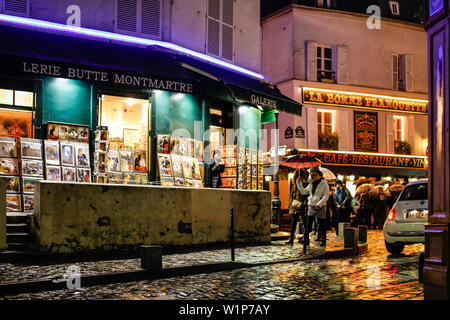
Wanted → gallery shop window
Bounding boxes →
[98,94,150,179]
[393,115,406,141]
[0,88,34,138]
[317,109,335,134]
[317,45,334,82]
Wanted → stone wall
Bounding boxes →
[33,181,271,254]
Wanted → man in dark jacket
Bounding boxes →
[333,180,352,236]
[210,149,225,188]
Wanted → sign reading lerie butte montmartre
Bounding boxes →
[302,88,428,114]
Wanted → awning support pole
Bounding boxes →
[272,112,281,226]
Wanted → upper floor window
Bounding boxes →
[1,0,29,17]
[317,109,335,134]
[207,0,234,62]
[115,0,162,39]
[317,45,334,82]
[393,54,413,92]
[316,0,331,8]
[389,1,400,16]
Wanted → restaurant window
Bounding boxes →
[0,88,34,138]
[115,0,162,39]
[207,0,234,62]
[317,109,334,134]
[317,45,334,82]
[393,54,413,91]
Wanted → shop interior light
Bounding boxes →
[409,178,418,182]
[0,13,266,80]
[385,176,392,181]
[348,175,355,181]
[288,172,294,180]
[239,106,249,113]
[265,176,272,182]
[337,175,344,181]
[171,93,185,102]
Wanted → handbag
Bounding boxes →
[291,199,302,209]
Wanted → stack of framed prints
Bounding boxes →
[94,127,108,183]
[20,138,44,212]
[157,134,204,188]
[44,140,91,183]
[220,145,237,189]
[0,136,22,211]
[46,121,90,144]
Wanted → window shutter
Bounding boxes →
[208,0,220,20]
[386,114,395,153]
[403,54,414,92]
[306,41,318,82]
[207,18,220,57]
[222,24,233,61]
[116,0,138,33]
[407,116,414,145]
[333,45,349,84]
[338,110,349,150]
[392,54,399,90]
[141,0,161,38]
[308,108,318,149]
[3,0,29,16]
[222,0,234,25]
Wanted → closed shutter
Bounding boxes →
[221,0,234,61]
[403,54,414,92]
[3,0,29,16]
[392,54,399,90]
[333,45,349,84]
[207,18,220,57]
[141,0,161,38]
[306,41,318,82]
[386,113,395,153]
[116,0,138,33]
[207,0,234,62]
[307,108,318,149]
[338,110,349,150]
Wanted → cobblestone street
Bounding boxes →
[0,230,424,300]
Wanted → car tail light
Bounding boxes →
[387,208,396,221]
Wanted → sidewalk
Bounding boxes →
[0,230,365,295]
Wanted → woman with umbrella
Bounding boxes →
[355,183,374,227]
[285,169,309,245]
[370,185,389,229]
[296,166,330,247]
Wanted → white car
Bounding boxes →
[383,179,428,254]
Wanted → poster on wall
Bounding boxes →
[354,111,378,152]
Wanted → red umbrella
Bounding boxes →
[279,155,321,169]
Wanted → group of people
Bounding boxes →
[286,168,403,247]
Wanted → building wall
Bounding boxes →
[19,0,261,73]
[262,6,428,158]
[33,181,271,254]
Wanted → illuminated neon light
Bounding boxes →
[302,87,428,103]
[0,13,266,80]
[295,148,427,159]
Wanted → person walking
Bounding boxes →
[373,190,389,229]
[285,169,309,245]
[333,180,352,236]
[326,184,336,232]
[296,167,330,247]
[356,191,374,228]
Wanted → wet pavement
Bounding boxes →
[0,230,424,300]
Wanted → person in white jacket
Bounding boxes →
[296,166,330,246]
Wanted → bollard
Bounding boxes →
[141,245,162,272]
[230,208,235,262]
[338,222,351,241]
[358,225,368,243]
[344,228,358,248]
[0,178,6,251]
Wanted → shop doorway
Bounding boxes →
[98,94,151,177]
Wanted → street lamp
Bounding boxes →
[271,112,281,226]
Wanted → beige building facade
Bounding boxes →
[262,4,428,187]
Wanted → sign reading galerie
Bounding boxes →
[302,88,428,114]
